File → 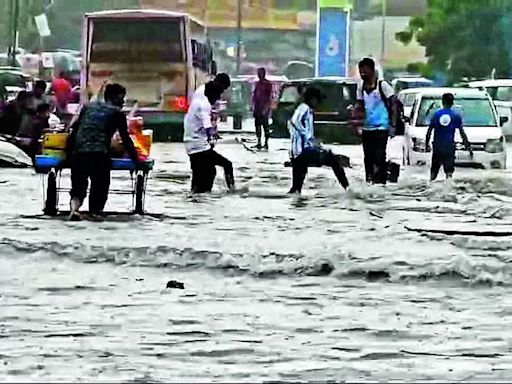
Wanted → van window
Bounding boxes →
[494,86,512,102]
[312,82,356,112]
[417,97,497,127]
[279,85,301,103]
[400,93,417,107]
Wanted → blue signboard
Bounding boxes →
[316,8,349,77]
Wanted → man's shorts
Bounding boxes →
[432,147,455,175]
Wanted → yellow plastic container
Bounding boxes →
[43,133,69,150]
[42,149,67,160]
[141,130,153,156]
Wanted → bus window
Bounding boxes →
[90,19,184,63]
[192,40,211,72]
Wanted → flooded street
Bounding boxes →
[2,137,512,382]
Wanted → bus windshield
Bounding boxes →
[90,19,183,63]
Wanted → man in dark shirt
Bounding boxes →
[15,102,51,160]
[426,93,472,181]
[67,83,141,221]
[33,80,51,109]
[252,67,273,149]
[0,91,35,137]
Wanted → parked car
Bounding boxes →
[0,67,31,99]
[406,88,507,170]
[398,88,424,119]
[223,77,253,130]
[271,77,359,144]
[468,79,512,138]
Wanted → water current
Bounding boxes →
[1,137,512,381]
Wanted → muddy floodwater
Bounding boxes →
[1,137,512,382]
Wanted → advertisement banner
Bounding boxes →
[316,8,350,77]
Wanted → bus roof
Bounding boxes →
[84,9,205,26]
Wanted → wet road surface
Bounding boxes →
[1,137,512,382]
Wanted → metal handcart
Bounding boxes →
[34,156,155,216]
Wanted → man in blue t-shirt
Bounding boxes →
[426,93,473,181]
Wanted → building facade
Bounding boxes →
[138,0,427,76]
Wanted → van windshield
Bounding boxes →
[311,82,357,112]
[417,97,497,127]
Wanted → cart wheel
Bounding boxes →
[44,171,58,216]
[135,174,145,215]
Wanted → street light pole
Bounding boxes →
[8,0,20,67]
[381,0,386,64]
[236,0,242,75]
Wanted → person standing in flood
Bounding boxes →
[184,81,235,193]
[356,58,395,184]
[252,67,273,150]
[288,86,349,194]
[67,84,141,221]
[426,93,472,181]
[15,102,51,161]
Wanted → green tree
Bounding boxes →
[0,0,138,52]
[45,0,138,50]
[397,0,512,83]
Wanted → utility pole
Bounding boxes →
[236,0,242,75]
[381,0,386,64]
[8,0,20,67]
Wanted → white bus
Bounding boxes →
[82,9,217,141]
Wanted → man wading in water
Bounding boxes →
[356,57,396,184]
[288,86,349,194]
[426,93,473,181]
[184,81,235,193]
[67,84,142,221]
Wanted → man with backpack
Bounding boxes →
[356,58,405,184]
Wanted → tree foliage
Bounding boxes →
[397,0,512,83]
[1,0,138,52]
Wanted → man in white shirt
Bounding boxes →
[193,73,231,135]
[356,57,395,184]
[184,81,235,193]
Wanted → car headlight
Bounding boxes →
[485,137,504,153]
[413,138,427,152]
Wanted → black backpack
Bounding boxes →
[378,80,406,136]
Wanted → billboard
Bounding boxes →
[316,7,350,77]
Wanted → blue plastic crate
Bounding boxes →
[34,155,154,173]
[34,155,64,172]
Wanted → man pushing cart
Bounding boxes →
[35,83,153,221]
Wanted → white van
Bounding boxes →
[406,88,507,170]
[398,88,423,119]
[468,79,512,137]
